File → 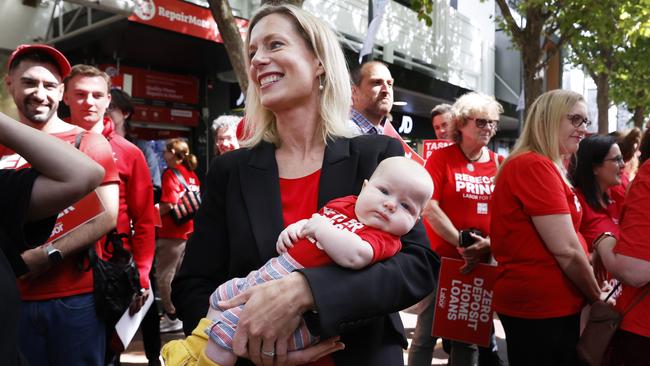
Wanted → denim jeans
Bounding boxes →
[19,293,106,366]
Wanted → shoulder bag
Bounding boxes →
[90,231,141,327]
[577,282,650,366]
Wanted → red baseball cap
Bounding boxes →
[7,44,71,78]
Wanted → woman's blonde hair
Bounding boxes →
[242,4,352,147]
[449,92,503,144]
[508,89,584,164]
[166,138,198,171]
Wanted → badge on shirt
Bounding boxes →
[477,202,488,215]
[573,194,581,212]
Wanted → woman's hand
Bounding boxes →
[217,272,316,366]
[458,234,491,274]
[129,288,150,315]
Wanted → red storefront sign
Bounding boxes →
[133,104,199,127]
[106,65,199,105]
[432,258,497,347]
[129,0,248,43]
[422,139,454,161]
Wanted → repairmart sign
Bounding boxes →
[129,0,248,43]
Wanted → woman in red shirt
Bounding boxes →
[414,92,505,366]
[490,90,602,365]
[168,4,437,366]
[156,138,200,331]
[571,135,624,251]
[593,159,650,365]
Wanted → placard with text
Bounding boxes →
[432,257,497,347]
[46,191,106,244]
[422,139,454,161]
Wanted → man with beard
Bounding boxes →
[64,64,156,366]
[4,44,119,366]
[350,61,394,135]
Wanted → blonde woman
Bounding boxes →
[157,138,200,332]
[490,90,602,365]
[171,4,437,366]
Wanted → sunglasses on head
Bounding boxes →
[567,114,592,128]
[467,117,499,128]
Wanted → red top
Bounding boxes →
[279,170,334,366]
[575,189,622,252]
[614,161,650,338]
[103,117,156,289]
[14,127,120,300]
[287,196,401,268]
[491,152,588,318]
[158,164,200,240]
[424,144,501,259]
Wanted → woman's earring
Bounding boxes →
[318,75,324,91]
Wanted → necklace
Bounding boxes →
[461,147,484,172]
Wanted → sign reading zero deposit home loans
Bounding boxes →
[432,257,497,347]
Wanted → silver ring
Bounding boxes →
[262,350,275,357]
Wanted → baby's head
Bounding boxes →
[355,156,434,236]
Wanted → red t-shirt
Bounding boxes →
[491,152,589,318]
[424,144,501,259]
[575,189,621,252]
[2,127,120,300]
[104,122,156,289]
[288,196,401,268]
[279,170,334,366]
[158,164,200,240]
[613,160,650,338]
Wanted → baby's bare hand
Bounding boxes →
[276,220,307,254]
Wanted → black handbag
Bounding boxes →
[90,231,141,327]
[168,168,201,225]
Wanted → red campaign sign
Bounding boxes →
[422,139,454,161]
[383,121,425,165]
[432,257,497,347]
[128,0,249,44]
[47,191,106,244]
[132,104,199,127]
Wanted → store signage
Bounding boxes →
[114,65,199,105]
[133,104,199,127]
[422,139,454,160]
[129,0,248,44]
[432,258,497,347]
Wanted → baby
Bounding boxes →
[163,156,434,366]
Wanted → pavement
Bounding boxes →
[119,306,508,366]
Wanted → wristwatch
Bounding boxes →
[43,244,63,265]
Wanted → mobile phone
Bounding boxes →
[459,228,483,248]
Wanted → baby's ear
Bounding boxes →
[362,179,369,189]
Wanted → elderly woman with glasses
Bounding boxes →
[412,92,504,366]
[490,90,603,365]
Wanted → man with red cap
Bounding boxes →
[63,64,156,365]
[3,44,119,366]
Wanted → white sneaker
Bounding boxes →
[160,314,183,333]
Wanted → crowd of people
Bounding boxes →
[1,3,649,366]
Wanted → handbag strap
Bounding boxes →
[622,283,650,316]
[170,168,192,192]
